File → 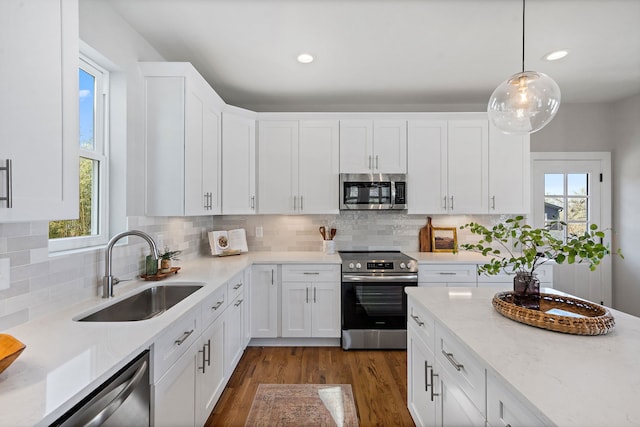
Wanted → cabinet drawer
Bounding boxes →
[487,371,547,427]
[282,264,340,282]
[201,284,227,327]
[436,325,485,415]
[477,264,553,285]
[407,297,436,352]
[419,264,477,283]
[153,310,199,382]
[227,271,245,302]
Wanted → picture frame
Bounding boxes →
[431,227,458,252]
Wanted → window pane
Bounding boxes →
[49,158,98,238]
[567,173,587,196]
[567,197,588,221]
[79,68,95,151]
[544,174,563,195]
[544,197,564,221]
[568,223,587,236]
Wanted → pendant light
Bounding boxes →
[488,0,561,134]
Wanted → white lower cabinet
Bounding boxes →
[408,295,545,427]
[418,263,477,287]
[196,316,225,426]
[281,265,340,338]
[225,292,246,377]
[250,264,279,338]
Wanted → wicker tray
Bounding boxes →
[492,291,615,335]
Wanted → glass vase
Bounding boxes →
[145,255,158,276]
[513,272,540,310]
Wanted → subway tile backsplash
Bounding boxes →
[0,213,510,329]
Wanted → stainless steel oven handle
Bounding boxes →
[342,274,418,282]
[84,359,148,427]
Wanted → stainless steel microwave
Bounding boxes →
[339,173,407,210]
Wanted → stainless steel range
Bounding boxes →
[339,251,418,350]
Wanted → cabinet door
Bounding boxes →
[311,283,341,338]
[487,371,546,427]
[298,120,339,214]
[488,123,530,214]
[447,120,488,214]
[222,112,256,214]
[373,120,407,173]
[407,120,448,214]
[339,120,374,173]
[281,282,312,337]
[408,328,437,427]
[225,294,245,377]
[437,366,486,427]
[184,89,206,215]
[203,103,221,214]
[153,342,197,427]
[0,0,78,222]
[257,121,298,213]
[196,316,225,426]
[250,265,279,338]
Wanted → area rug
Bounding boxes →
[244,384,359,427]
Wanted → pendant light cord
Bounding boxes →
[521,0,526,73]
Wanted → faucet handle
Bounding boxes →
[113,277,132,285]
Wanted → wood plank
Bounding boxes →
[205,346,415,427]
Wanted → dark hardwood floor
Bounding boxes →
[205,346,415,427]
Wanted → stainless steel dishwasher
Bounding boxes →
[51,350,150,427]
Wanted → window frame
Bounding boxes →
[49,54,109,252]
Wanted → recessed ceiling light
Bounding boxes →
[297,53,314,64]
[543,49,569,61]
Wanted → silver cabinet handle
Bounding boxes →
[206,339,211,366]
[442,349,464,371]
[199,346,207,373]
[212,300,224,310]
[306,287,309,304]
[293,195,297,210]
[204,193,209,210]
[175,329,194,346]
[411,314,424,326]
[491,195,496,210]
[368,155,372,169]
[450,195,454,210]
[1,159,12,208]
[271,269,274,285]
[233,282,242,290]
[85,358,148,427]
[234,299,243,307]
[430,370,439,401]
[251,195,255,210]
[313,286,317,303]
[424,361,433,392]
[438,272,457,275]
[300,195,303,211]
[375,155,379,170]
[443,196,447,210]
[303,272,320,275]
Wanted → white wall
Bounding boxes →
[531,99,640,316]
[610,94,640,315]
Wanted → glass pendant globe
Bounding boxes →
[488,71,561,134]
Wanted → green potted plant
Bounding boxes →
[159,249,181,273]
[460,215,621,309]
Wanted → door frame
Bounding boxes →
[530,152,612,305]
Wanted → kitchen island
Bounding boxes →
[406,286,640,426]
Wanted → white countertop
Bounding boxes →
[406,287,640,427]
[0,251,340,427]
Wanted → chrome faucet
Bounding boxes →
[103,230,159,298]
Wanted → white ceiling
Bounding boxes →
[105,0,640,112]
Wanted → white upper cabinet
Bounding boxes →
[141,62,223,216]
[258,119,339,214]
[0,0,79,222]
[408,119,488,214]
[340,120,407,174]
[222,109,256,215]
[488,124,530,214]
[446,120,489,214]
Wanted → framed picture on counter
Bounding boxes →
[431,227,458,252]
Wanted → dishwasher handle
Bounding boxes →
[84,358,149,427]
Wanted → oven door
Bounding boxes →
[341,278,416,330]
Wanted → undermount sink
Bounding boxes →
[76,283,204,322]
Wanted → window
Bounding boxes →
[543,172,590,241]
[49,56,109,251]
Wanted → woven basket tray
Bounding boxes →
[492,291,615,335]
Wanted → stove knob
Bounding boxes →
[355,263,362,269]
[348,263,355,269]
[400,262,407,269]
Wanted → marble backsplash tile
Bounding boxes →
[0,212,511,329]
